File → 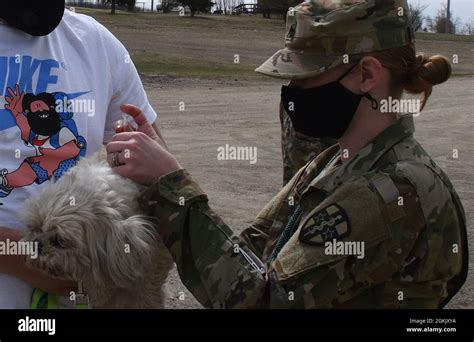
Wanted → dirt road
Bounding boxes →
[143,76,474,309]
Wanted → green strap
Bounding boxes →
[30,288,51,309]
[47,292,58,309]
[31,288,90,309]
[75,302,88,309]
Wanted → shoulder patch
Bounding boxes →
[298,203,350,246]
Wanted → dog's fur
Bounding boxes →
[21,151,173,308]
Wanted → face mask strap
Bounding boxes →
[364,93,379,110]
[337,61,379,110]
[337,61,361,82]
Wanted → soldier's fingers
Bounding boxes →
[106,141,132,154]
[106,150,125,168]
[115,121,136,133]
[120,104,160,141]
[110,132,137,142]
[15,84,20,95]
[120,104,151,128]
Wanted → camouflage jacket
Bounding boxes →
[139,117,468,309]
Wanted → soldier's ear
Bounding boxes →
[357,56,385,93]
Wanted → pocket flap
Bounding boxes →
[272,177,395,281]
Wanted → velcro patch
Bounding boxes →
[298,203,351,246]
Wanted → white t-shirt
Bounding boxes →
[0,9,157,308]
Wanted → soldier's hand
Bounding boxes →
[107,105,182,186]
[117,104,168,149]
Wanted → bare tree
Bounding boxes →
[461,20,474,35]
[258,0,270,18]
[427,4,457,34]
[160,0,176,13]
[221,0,230,14]
[176,0,214,17]
[452,16,462,34]
[257,0,300,20]
[408,1,428,31]
[126,0,136,11]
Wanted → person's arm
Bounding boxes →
[30,141,81,177]
[108,106,271,308]
[139,169,270,309]
[0,227,76,296]
[139,170,436,309]
[238,170,300,259]
[109,105,441,309]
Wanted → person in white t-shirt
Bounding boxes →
[0,3,164,308]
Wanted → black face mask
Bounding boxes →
[0,0,65,36]
[281,64,378,139]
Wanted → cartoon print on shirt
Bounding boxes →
[0,84,87,198]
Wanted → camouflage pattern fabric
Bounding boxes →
[139,117,468,309]
[279,101,337,185]
[255,0,415,79]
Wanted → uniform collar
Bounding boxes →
[308,116,415,193]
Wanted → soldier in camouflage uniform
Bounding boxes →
[109,0,468,308]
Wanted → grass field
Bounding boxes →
[76,8,474,78]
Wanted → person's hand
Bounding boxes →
[115,104,169,151]
[4,85,25,117]
[106,104,182,186]
[19,263,77,296]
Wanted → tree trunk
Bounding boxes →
[191,8,196,17]
[111,0,116,14]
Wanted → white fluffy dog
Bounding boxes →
[21,151,173,309]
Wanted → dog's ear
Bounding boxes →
[104,216,157,287]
